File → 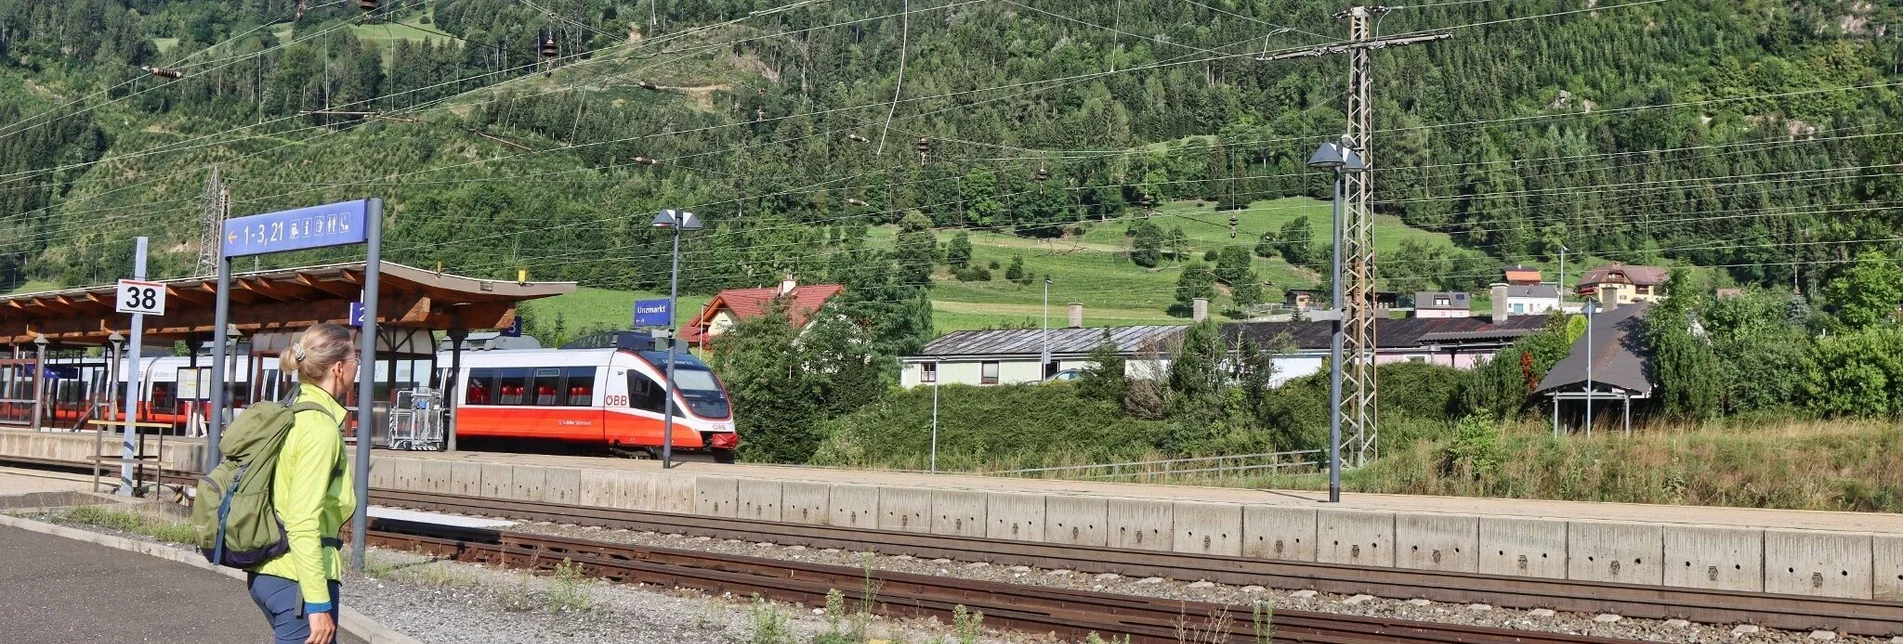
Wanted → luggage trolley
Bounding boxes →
[386,387,444,450]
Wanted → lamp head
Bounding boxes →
[33,334,47,348]
[108,331,124,345]
[651,209,703,231]
[1306,142,1345,169]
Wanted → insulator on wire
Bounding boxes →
[847,133,869,143]
[633,156,658,166]
[846,198,868,207]
[143,66,183,79]
[540,34,558,59]
[915,137,931,165]
[638,81,660,91]
[358,0,377,13]
[1229,214,1239,238]
[1033,166,1050,193]
[295,0,308,20]
[1139,194,1154,210]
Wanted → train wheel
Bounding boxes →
[713,449,737,464]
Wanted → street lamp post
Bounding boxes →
[651,208,703,469]
[1041,277,1052,377]
[930,361,940,473]
[107,331,123,428]
[1582,299,1599,437]
[31,334,47,432]
[1307,136,1366,504]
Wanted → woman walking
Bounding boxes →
[248,324,357,644]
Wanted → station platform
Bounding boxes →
[0,521,369,644]
[4,428,1900,601]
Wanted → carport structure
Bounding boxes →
[0,261,573,447]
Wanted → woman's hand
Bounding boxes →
[306,611,336,644]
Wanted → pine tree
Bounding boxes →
[1175,261,1217,309]
[1131,220,1163,268]
[1005,254,1026,282]
[1214,245,1252,285]
[893,213,938,286]
[945,231,973,269]
[1279,216,1315,268]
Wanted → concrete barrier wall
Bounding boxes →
[4,430,1897,600]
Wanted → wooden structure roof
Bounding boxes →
[0,261,575,345]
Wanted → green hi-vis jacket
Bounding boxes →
[249,382,356,613]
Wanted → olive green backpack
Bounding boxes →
[189,400,336,568]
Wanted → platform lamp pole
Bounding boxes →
[1308,136,1364,504]
[1583,298,1598,438]
[652,208,702,469]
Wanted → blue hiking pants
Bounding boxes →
[247,573,341,644]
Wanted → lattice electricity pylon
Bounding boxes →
[1262,6,1448,466]
[195,167,226,277]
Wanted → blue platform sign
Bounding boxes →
[501,315,523,337]
[347,301,366,327]
[222,199,370,258]
[633,299,671,328]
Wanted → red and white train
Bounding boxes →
[3,331,739,462]
[439,332,739,462]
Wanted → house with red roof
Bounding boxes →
[681,276,845,351]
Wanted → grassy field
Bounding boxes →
[529,196,1475,335]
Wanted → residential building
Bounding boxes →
[1285,289,1324,311]
[1227,314,1550,386]
[900,305,1552,389]
[1504,265,1543,286]
[680,277,844,351]
[1576,264,1669,306]
[1492,284,1560,316]
[899,322,1181,388]
[1414,291,1471,318]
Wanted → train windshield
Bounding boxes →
[636,350,731,419]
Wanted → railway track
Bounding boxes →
[372,489,1903,638]
[8,455,1900,638]
[365,516,1644,644]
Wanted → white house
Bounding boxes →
[1414,291,1471,318]
[1494,284,1560,316]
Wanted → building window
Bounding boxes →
[1511,303,1525,313]
[1407,356,1426,363]
[920,363,938,384]
[980,361,999,385]
[1433,297,1450,307]
[1635,285,1651,295]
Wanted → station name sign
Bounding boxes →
[222,199,370,258]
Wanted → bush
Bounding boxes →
[988,259,1001,269]
[811,383,1170,470]
[954,266,992,282]
[1202,249,1219,262]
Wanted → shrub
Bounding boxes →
[811,383,1170,470]
[954,266,992,282]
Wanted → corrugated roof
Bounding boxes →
[918,325,1184,357]
[1535,302,1654,395]
[1505,285,1559,299]
[1227,314,1551,350]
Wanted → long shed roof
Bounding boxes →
[916,325,1184,358]
[0,261,574,345]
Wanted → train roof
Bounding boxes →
[438,346,711,368]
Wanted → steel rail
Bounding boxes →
[370,489,1903,637]
[5,454,1897,636]
[363,517,1646,644]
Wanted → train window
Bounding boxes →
[564,367,594,406]
[497,368,530,405]
[532,368,562,406]
[628,372,666,413]
[150,382,174,409]
[466,368,497,405]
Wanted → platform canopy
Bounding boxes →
[0,261,575,345]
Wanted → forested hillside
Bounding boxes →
[3,0,1901,351]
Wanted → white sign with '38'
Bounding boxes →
[115,280,166,316]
